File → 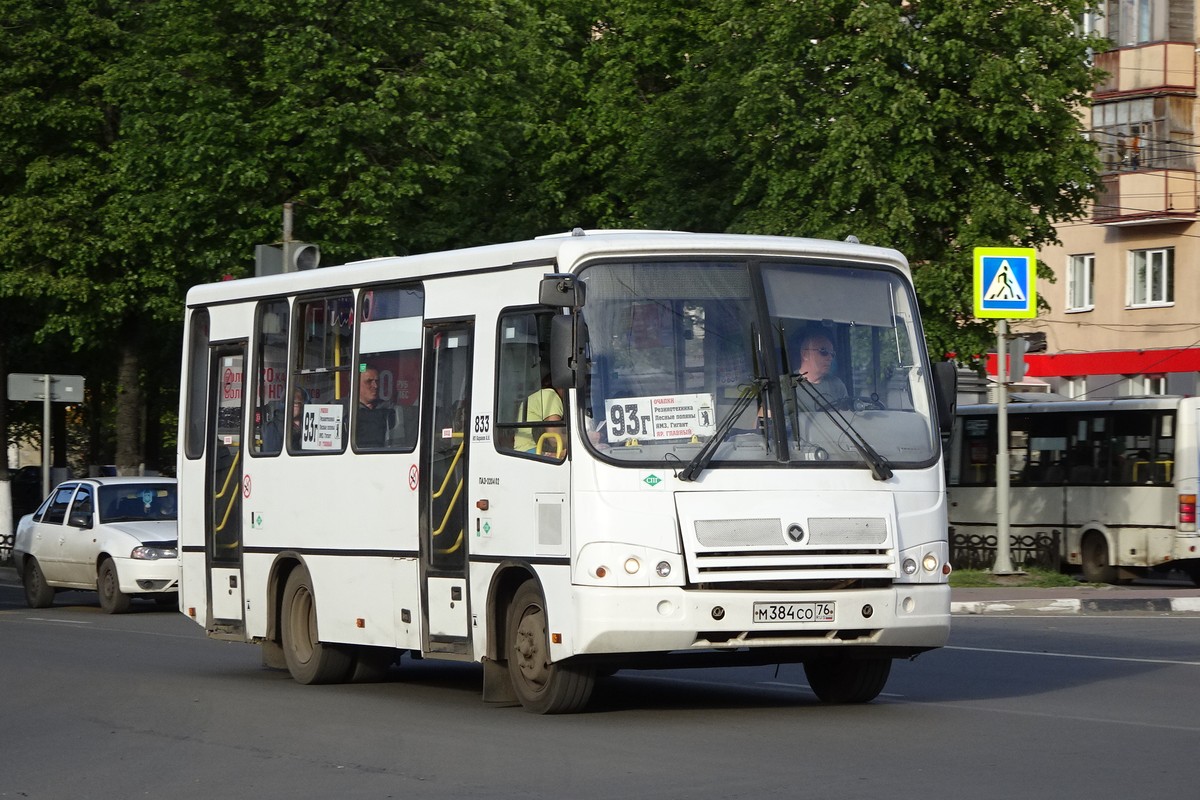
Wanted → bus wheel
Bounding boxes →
[506,580,594,714]
[281,567,354,685]
[804,656,891,704]
[22,558,55,609]
[1081,533,1117,584]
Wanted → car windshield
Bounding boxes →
[99,484,178,522]
[578,258,938,471]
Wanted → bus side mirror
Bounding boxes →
[549,314,587,390]
[539,274,585,309]
[933,361,957,435]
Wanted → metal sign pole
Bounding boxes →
[994,322,1015,573]
[42,373,52,497]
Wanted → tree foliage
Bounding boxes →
[566,0,1107,361]
[0,0,1107,467]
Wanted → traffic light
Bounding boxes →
[1009,336,1030,382]
[284,241,321,271]
[255,242,321,276]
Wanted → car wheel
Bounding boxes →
[97,559,131,614]
[22,558,55,609]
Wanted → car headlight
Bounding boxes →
[131,546,178,560]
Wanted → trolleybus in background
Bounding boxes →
[178,229,957,713]
[948,397,1200,585]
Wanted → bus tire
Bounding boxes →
[506,580,594,714]
[98,558,131,614]
[281,567,355,685]
[22,558,55,609]
[804,656,891,704]
[1081,532,1117,584]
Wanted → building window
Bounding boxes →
[1128,247,1173,307]
[1066,254,1094,312]
[1094,99,1165,173]
[1115,0,1165,45]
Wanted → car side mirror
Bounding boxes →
[68,512,93,529]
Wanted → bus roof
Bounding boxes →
[184,230,911,307]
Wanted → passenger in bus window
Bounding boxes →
[264,387,307,452]
[794,328,848,407]
[356,366,400,448]
[514,362,565,456]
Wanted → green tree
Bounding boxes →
[0,0,575,472]
[565,0,1106,362]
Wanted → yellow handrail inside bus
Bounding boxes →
[432,477,463,538]
[536,432,564,458]
[432,434,464,500]
[213,448,241,540]
[435,530,464,555]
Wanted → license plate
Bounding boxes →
[752,601,835,623]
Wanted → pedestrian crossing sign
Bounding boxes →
[973,247,1037,319]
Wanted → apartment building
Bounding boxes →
[1012,0,1200,398]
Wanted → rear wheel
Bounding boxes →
[1081,532,1117,584]
[280,567,354,685]
[22,558,55,609]
[506,580,594,714]
[804,656,892,704]
[97,559,131,614]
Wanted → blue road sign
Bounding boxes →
[973,247,1037,319]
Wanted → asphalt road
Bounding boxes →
[2,572,1199,800]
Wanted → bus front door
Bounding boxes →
[419,322,473,656]
[205,345,246,637]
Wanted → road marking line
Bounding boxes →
[24,617,93,625]
[946,644,1200,667]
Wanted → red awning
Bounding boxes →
[985,348,1200,377]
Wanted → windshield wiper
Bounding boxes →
[793,378,893,481]
[678,377,768,482]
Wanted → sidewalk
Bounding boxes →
[951,583,1200,615]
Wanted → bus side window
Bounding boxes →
[292,293,354,454]
[495,310,566,462]
[251,299,289,456]
[354,284,423,452]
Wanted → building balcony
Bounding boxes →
[1093,169,1197,225]
[1094,43,1197,98]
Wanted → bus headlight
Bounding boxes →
[902,558,918,575]
[922,553,939,573]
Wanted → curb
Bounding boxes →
[952,597,1200,615]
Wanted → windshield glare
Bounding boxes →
[578,258,937,469]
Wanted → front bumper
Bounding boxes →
[113,557,180,594]
[568,583,950,657]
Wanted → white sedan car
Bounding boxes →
[13,477,179,613]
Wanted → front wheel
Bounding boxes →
[280,567,354,685]
[98,559,131,614]
[804,656,891,704]
[506,580,594,714]
[22,558,55,609]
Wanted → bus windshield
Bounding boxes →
[578,258,937,470]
